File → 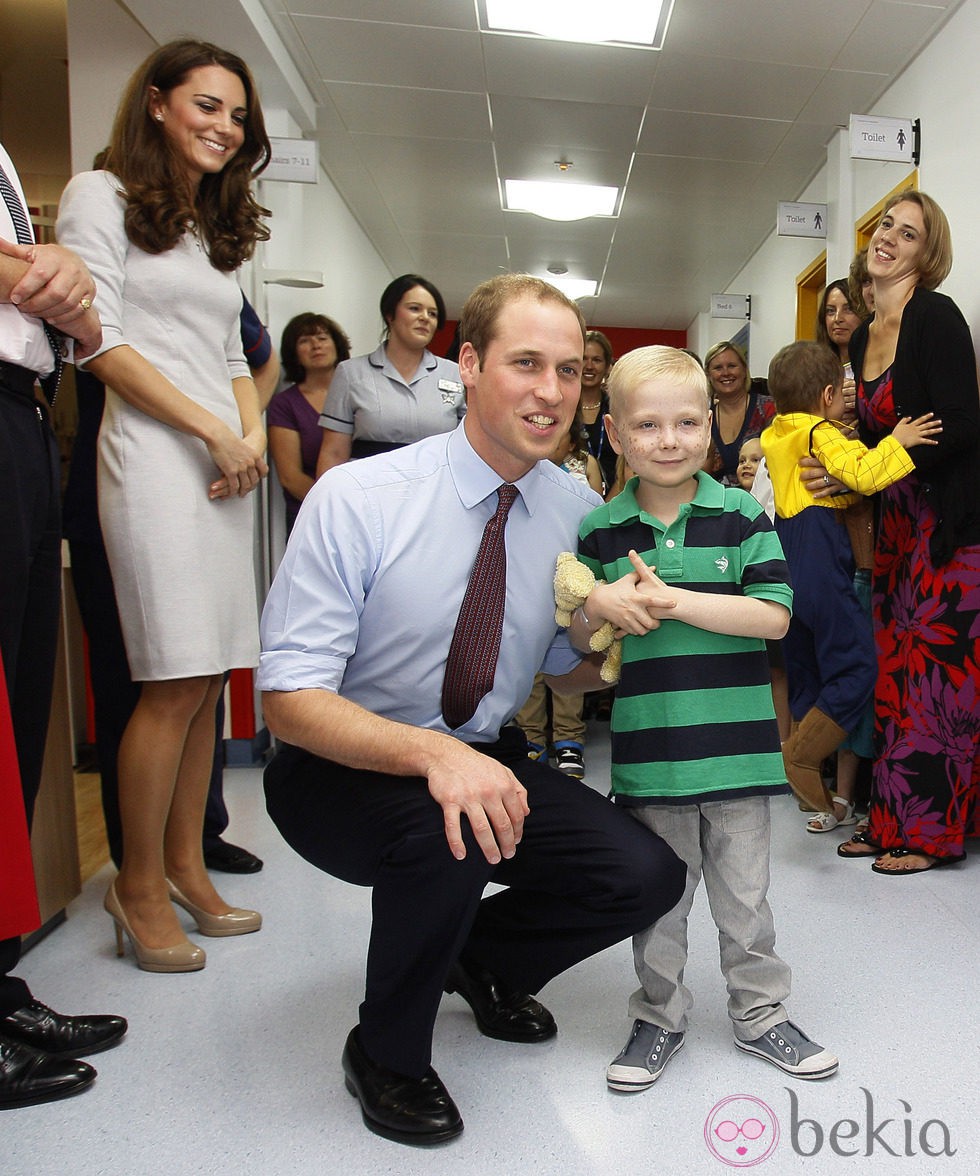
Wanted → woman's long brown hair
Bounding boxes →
[104,39,271,271]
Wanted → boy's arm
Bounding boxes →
[813,423,915,495]
[630,552,789,639]
[583,550,788,640]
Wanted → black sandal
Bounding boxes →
[870,847,966,876]
[836,830,881,859]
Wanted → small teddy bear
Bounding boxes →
[553,551,623,684]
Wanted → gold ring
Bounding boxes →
[80,297,92,310]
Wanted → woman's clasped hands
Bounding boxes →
[207,424,268,499]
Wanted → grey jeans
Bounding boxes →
[627,797,791,1041]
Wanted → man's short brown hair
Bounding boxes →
[459,274,586,362]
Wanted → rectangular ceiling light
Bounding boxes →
[505,179,618,221]
[541,275,598,300]
[484,0,674,48]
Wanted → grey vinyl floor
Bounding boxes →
[8,723,978,1176]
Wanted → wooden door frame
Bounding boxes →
[795,251,826,341]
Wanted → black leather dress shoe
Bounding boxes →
[444,959,557,1042]
[341,1026,463,1145]
[202,839,263,873]
[0,1001,127,1059]
[0,1037,96,1108]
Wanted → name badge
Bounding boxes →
[438,379,463,394]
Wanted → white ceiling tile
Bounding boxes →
[350,135,505,236]
[664,0,869,66]
[398,231,511,297]
[326,83,491,140]
[647,52,825,120]
[795,69,890,124]
[482,37,660,105]
[834,0,952,72]
[626,153,764,199]
[638,109,791,163]
[293,16,484,91]
[503,220,613,277]
[282,1,478,29]
[489,96,644,154]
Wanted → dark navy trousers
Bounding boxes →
[265,726,685,1077]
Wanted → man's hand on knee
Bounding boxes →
[426,746,529,865]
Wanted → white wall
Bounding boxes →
[693,0,980,376]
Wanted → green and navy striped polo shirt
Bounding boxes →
[578,472,793,805]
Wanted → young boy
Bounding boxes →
[762,341,941,817]
[736,433,764,492]
[570,346,837,1092]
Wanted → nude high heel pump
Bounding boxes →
[104,880,206,973]
[166,880,262,937]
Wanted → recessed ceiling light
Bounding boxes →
[505,179,618,221]
[540,275,599,299]
[484,0,674,48]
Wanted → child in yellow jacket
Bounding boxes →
[762,341,940,822]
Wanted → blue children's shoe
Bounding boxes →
[554,741,585,779]
[526,741,548,765]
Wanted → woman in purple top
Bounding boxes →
[267,312,350,530]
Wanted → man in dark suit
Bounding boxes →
[0,141,127,1108]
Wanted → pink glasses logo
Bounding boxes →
[705,1095,780,1167]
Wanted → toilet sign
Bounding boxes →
[777,202,827,238]
[849,114,917,164]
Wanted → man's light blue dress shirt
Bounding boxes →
[258,422,601,743]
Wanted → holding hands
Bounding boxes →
[0,236,96,321]
[0,236,102,358]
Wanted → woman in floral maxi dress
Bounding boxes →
[837,189,980,873]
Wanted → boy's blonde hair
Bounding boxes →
[607,346,710,418]
[768,341,843,415]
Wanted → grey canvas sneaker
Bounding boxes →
[735,1020,838,1079]
[606,1020,685,1092]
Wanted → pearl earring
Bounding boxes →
[155,113,164,122]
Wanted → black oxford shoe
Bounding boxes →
[0,1001,127,1059]
[341,1027,463,1146]
[202,839,263,873]
[444,958,557,1042]
[0,1037,96,1109]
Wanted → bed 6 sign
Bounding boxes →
[704,1089,955,1166]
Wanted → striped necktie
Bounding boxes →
[0,158,64,401]
[441,484,519,730]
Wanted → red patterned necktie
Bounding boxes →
[441,483,519,730]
